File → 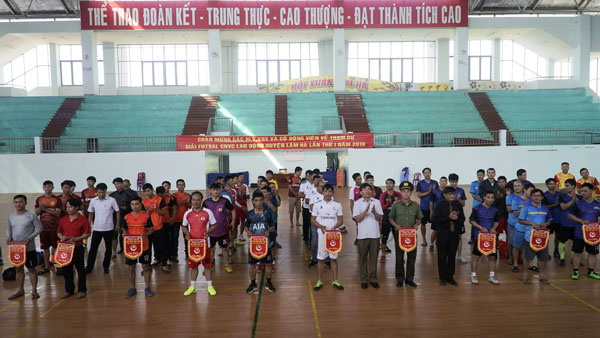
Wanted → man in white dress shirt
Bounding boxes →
[353,183,384,289]
[86,183,120,274]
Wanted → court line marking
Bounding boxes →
[551,283,600,313]
[251,268,266,338]
[12,298,66,338]
[0,296,24,312]
[307,279,322,338]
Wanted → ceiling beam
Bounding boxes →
[2,0,23,16]
[59,0,73,14]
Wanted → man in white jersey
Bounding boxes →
[311,184,344,291]
[299,170,315,247]
[309,178,327,267]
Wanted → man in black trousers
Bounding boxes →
[434,187,465,286]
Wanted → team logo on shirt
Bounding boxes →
[218,208,223,212]
[50,201,55,206]
[201,216,206,221]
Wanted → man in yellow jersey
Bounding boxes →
[577,168,600,201]
[554,162,575,191]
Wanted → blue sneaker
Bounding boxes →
[144,287,154,297]
[125,288,137,298]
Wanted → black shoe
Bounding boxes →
[246,283,258,293]
[468,239,473,245]
[439,279,447,286]
[56,268,64,276]
[103,268,109,274]
[396,281,404,287]
[85,268,92,275]
[172,257,179,263]
[405,281,418,288]
[117,249,123,254]
[553,249,560,258]
[447,278,458,286]
[384,246,392,253]
[308,261,318,268]
[325,261,331,268]
[354,239,358,246]
[370,282,380,289]
[265,281,276,292]
[360,283,368,289]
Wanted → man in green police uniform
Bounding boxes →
[389,182,423,288]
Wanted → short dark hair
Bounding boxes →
[66,198,82,208]
[131,196,143,203]
[530,188,544,196]
[312,175,321,180]
[359,183,372,191]
[13,194,27,202]
[363,171,371,176]
[565,178,577,186]
[252,190,264,200]
[498,176,507,182]
[443,187,456,195]
[295,166,303,172]
[143,183,153,191]
[561,162,569,166]
[517,169,527,177]
[323,183,334,192]
[162,181,171,187]
[422,167,431,174]
[112,177,123,184]
[580,183,595,191]
[580,168,588,174]
[87,176,96,182]
[216,176,224,181]
[440,176,448,181]
[260,186,272,193]
[523,183,535,190]
[313,168,320,173]
[61,180,71,188]
[477,169,485,175]
[266,170,274,175]
[483,191,495,197]
[123,179,131,184]
[96,183,108,191]
[385,178,396,185]
[487,168,495,172]
[448,173,459,181]
[191,191,204,199]
[545,178,556,185]
[352,173,361,180]
[209,183,221,191]
[43,180,53,186]
[176,179,185,185]
[156,186,166,194]
[306,170,313,177]
[365,175,374,180]
[67,180,76,187]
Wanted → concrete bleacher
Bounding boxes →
[0,96,64,153]
[287,93,338,134]
[487,89,600,145]
[55,95,192,152]
[216,94,275,136]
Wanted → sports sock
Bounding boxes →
[489,271,495,277]
[190,281,196,288]
[471,272,476,276]
[558,242,566,259]
[207,281,212,287]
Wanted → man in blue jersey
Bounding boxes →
[245,191,276,293]
[518,188,552,284]
[510,182,534,272]
[568,183,600,280]
[449,173,467,262]
[543,178,561,259]
[557,179,579,266]
[417,168,438,247]
[469,191,500,284]
[469,169,485,245]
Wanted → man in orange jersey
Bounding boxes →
[59,180,81,216]
[173,179,191,261]
[288,166,303,227]
[34,180,62,275]
[123,196,155,297]
[577,168,600,200]
[142,184,168,273]
[554,162,576,191]
[80,176,98,217]
[161,181,178,266]
[182,191,218,296]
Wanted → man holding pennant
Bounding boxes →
[518,189,552,285]
[6,195,43,300]
[568,183,600,280]
[122,196,155,297]
[388,182,422,288]
[311,184,344,291]
[245,191,276,294]
[469,191,500,285]
[57,198,91,299]
[182,191,218,296]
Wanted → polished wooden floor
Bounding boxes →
[1,189,599,338]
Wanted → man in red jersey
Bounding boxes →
[35,180,62,275]
[233,173,250,246]
[288,166,303,227]
[81,176,98,217]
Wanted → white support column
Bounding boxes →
[492,38,501,81]
[34,136,41,154]
[453,27,469,90]
[436,38,449,83]
[333,29,345,92]
[572,14,591,87]
[81,30,99,95]
[547,59,555,78]
[103,42,118,95]
[499,129,507,147]
[208,29,222,93]
[49,43,59,96]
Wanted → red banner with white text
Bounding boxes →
[81,0,468,30]
[176,133,374,151]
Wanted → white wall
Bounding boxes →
[229,150,327,182]
[348,145,600,186]
[0,151,206,193]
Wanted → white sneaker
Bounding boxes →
[457,256,467,263]
[488,276,500,284]
[470,275,479,284]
